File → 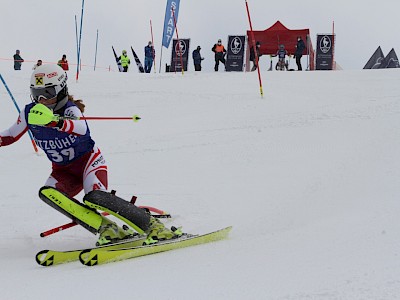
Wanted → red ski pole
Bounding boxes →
[40,212,109,237]
[61,115,141,122]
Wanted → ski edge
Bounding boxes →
[79,226,232,266]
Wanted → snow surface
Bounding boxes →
[0,68,400,299]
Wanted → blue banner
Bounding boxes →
[162,0,180,48]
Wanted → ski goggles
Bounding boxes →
[30,86,58,102]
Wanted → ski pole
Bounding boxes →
[0,73,39,153]
[40,211,110,237]
[29,103,141,124]
[70,115,141,121]
[40,206,171,238]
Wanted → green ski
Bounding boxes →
[35,236,147,266]
[79,226,232,266]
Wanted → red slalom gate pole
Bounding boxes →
[245,0,264,98]
[40,206,170,238]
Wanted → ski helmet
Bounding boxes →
[30,64,68,110]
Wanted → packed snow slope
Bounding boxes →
[0,68,399,300]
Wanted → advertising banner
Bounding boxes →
[170,38,190,72]
[315,34,334,70]
[226,35,246,72]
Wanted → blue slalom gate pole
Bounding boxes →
[76,0,85,81]
[94,29,99,71]
[75,15,79,71]
[0,73,39,153]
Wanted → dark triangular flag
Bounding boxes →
[379,48,400,69]
[363,46,384,69]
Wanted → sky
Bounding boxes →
[1,66,400,299]
[2,0,400,72]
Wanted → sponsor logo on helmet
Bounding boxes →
[47,72,58,79]
[35,77,44,85]
[35,73,45,77]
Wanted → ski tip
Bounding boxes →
[132,115,141,122]
[220,226,233,234]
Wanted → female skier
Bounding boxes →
[0,64,180,245]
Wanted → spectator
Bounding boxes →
[250,41,262,71]
[33,59,43,70]
[211,39,226,71]
[117,50,131,72]
[144,41,155,73]
[57,55,69,71]
[192,46,204,71]
[13,50,24,70]
[294,36,306,71]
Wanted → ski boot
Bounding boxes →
[144,216,183,245]
[96,216,135,246]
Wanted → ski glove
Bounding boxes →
[28,103,64,128]
[46,119,64,129]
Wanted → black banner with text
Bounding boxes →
[315,34,335,70]
[226,35,246,72]
[170,38,190,72]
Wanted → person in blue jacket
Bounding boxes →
[192,46,204,71]
[144,41,155,73]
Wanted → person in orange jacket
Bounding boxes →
[57,54,69,71]
[211,39,227,71]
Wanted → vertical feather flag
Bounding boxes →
[162,0,180,48]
